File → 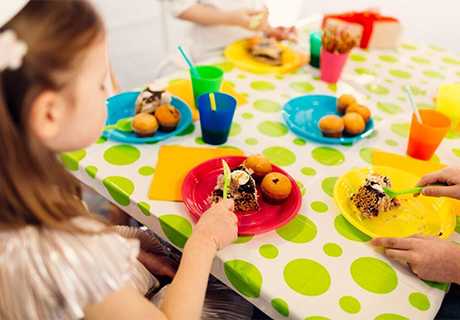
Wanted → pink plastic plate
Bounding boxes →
[182,156,302,235]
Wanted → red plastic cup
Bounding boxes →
[407,109,452,161]
[320,48,349,83]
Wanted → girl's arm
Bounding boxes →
[84,200,237,320]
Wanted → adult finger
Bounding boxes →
[371,237,416,250]
[422,185,460,198]
[384,248,411,262]
[220,198,235,211]
[415,170,450,187]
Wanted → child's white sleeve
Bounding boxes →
[167,0,198,17]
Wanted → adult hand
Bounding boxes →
[229,9,270,31]
[415,166,460,200]
[137,251,179,278]
[266,26,298,42]
[193,199,238,251]
[371,235,460,284]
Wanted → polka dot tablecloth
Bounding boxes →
[63,21,460,319]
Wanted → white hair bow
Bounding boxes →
[0,30,27,72]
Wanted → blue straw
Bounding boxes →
[178,46,200,79]
[404,85,423,123]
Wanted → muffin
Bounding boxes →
[346,104,371,122]
[243,154,273,182]
[155,105,181,132]
[318,115,344,138]
[131,113,158,137]
[337,94,357,115]
[343,112,366,136]
[261,172,292,205]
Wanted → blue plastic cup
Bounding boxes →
[197,92,237,145]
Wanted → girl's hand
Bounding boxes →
[193,199,238,251]
[415,166,460,200]
[266,26,298,42]
[371,235,460,284]
[137,251,178,278]
[229,9,270,31]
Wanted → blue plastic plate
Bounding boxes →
[282,94,374,144]
[104,91,193,144]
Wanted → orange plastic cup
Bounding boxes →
[407,109,452,161]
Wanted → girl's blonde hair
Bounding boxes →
[0,0,106,231]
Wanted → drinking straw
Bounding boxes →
[178,46,200,79]
[209,93,217,111]
[404,85,423,123]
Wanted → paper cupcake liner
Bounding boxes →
[158,122,178,133]
[337,102,348,115]
[320,127,344,138]
[133,127,158,138]
[261,186,289,205]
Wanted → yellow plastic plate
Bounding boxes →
[224,39,308,74]
[333,166,456,239]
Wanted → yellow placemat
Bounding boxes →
[149,146,244,202]
[164,80,247,122]
[372,150,460,216]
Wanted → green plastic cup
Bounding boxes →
[190,65,224,107]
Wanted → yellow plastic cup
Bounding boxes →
[436,83,460,132]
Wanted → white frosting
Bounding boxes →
[370,184,384,193]
[147,82,163,92]
[231,170,249,185]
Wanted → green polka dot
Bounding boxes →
[145,140,159,145]
[296,180,306,197]
[409,292,430,311]
[377,102,403,115]
[305,317,330,320]
[429,45,446,52]
[456,216,460,234]
[391,123,410,138]
[446,131,460,140]
[355,68,377,76]
[212,62,234,72]
[168,78,185,85]
[275,75,284,80]
[386,139,398,147]
[359,147,378,164]
[139,166,155,176]
[254,99,281,113]
[234,234,254,244]
[195,137,206,145]
[177,123,195,136]
[421,80,429,84]
[102,176,135,207]
[397,97,407,102]
[159,214,193,248]
[374,64,382,68]
[293,139,306,145]
[259,244,279,259]
[365,84,389,95]
[411,56,430,64]
[138,202,151,216]
[422,279,449,292]
[281,93,291,99]
[375,314,408,320]
[257,121,288,137]
[312,147,345,166]
[453,149,460,158]
[323,243,342,257]
[334,215,372,242]
[217,146,240,150]
[237,74,246,79]
[251,81,275,91]
[245,138,258,145]
[276,214,317,243]
[401,44,417,50]
[263,147,296,166]
[379,55,398,63]
[224,260,263,298]
[301,167,316,176]
[339,296,361,314]
[385,79,393,84]
[417,103,435,109]
[271,298,289,317]
[60,150,86,171]
[85,165,98,178]
[327,84,337,92]
[322,177,338,197]
[290,82,315,93]
[95,136,107,144]
[228,122,242,137]
[103,145,140,166]
[350,257,398,293]
[443,57,460,65]
[390,70,412,79]
[242,93,249,97]
[242,113,253,120]
[403,85,426,95]
[350,54,366,62]
[373,116,383,122]
[366,130,378,139]
[284,259,331,296]
[423,70,445,80]
[311,201,328,213]
[430,154,440,163]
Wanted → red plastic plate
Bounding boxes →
[182,156,302,234]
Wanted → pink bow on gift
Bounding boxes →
[0,30,27,72]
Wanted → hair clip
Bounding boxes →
[0,29,27,72]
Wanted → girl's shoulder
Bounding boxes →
[0,217,141,319]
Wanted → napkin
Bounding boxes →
[372,150,460,216]
[149,146,244,201]
[164,80,247,121]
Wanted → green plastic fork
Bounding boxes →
[381,183,446,199]
[222,160,231,199]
